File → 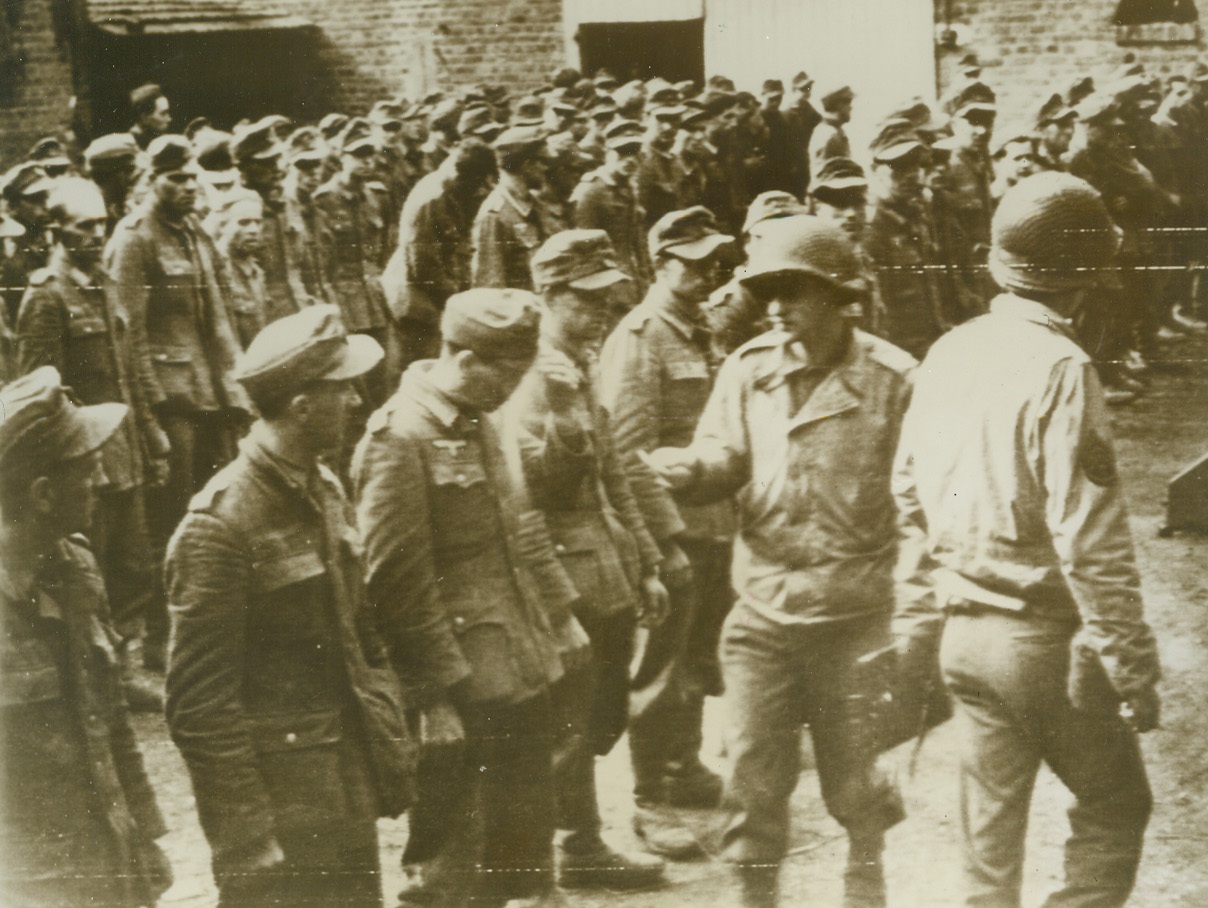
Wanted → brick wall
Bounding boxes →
[0,1,76,168]
[937,0,1205,126]
[269,0,568,116]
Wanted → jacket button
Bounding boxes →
[455,473,466,483]
[555,544,566,554]
[453,616,465,628]
[285,733,298,744]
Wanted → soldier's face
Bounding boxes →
[646,113,678,149]
[953,111,994,149]
[44,452,104,537]
[299,380,362,453]
[609,146,641,178]
[14,192,50,229]
[662,253,724,300]
[1041,120,1075,155]
[877,159,923,199]
[154,168,199,218]
[229,213,263,256]
[762,90,783,110]
[811,195,867,241]
[763,276,845,343]
[997,141,1037,184]
[143,96,172,135]
[58,195,108,269]
[459,352,534,412]
[547,286,611,348]
[291,160,324,195]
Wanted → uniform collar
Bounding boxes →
[242,423,320,500]
[751,328,864,425]
[647,282,704,340]
[989,292,1079,342]
[401,360,476,432]
[498,179,534,218]
[49,245,98,289]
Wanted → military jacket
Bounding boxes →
[105,202,249,414]
[282,178,336,307]
[471,181,546,291]
[351,363,570,709]
[1,537,168,906]
[572,168,651,295]
[600,284,736,542]
[382,164,473,326]
[1,225,50,326]
[256,204,307,324]
[635,144,683,230]
[893,293,1161,700]
[314,174,389,332]
[662,328,915,624]
[16,248,153,491]
[505,336,663,620]
[866,192,946,360]
[165,430,414,874]
[221,249,267,348]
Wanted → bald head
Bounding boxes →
[48,177,108,269]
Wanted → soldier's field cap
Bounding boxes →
[459,105,503,141]
[340,118,380,155]
[869,118,925,163]
[1036,92,1077,128]
[1075,91,1120,125]
[743,191,808,234]
[85,133,139,166]
[183,116,211,140]
[285,126,325,164]
[442,288,541,360]
[819,84,855,112]
[492,124,546,155]
[129,82,163,109]
[1187,60,1208,83]
[646,78,680,106]
[679,101,710,129]
[1067,76,1096,106]
[603,119,644,150]
[532,229,631,293]
[791,71,814,90]
[650,206,734,261]
[890,98,948,135]
[958,53,982,78]
[588,95,618,119]
[946,80,997,118]
[0,366,127,468]
[593,68,620,90]
[811,157,868,194]
[28,137,71,169]
[737,215,867,301]
[319,113,350,140]
[235,305,384,404]
[233,121,281,164]
[2,162,53,200]
[762,79,785,94]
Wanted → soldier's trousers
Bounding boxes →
[90,487,155,640]
[402,694,558,906]
[940,611,1152,908]
[629,539,731,803]
[720,604,904,865]
[144,411,239,655]
[554,607,636,847]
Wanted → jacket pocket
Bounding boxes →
[149,345,197,403]
[251,709,350,828]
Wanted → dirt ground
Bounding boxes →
[140,331,1208,908]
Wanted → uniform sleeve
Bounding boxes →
[504,372,595,511]
[471,210,511,289]
[571,183,610,232]
[891,371,941,622]
[351,428,473,709]
[105,229,166,408]
[596,402,663,574]
[14,283,67,375]
[164,512,277,868]
[664,351,751,502]
[1037,359,1161,699]
[599,323,686,542]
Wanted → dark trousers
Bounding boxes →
[629,539,732,803]
[553,607,636,849]
[401,694,558,906]
[91,487,154,640]
[720,604,904,865]
[145,410,239,656]
[217,737,383,908]
[941,611,1151,908]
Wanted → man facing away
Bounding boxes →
[893,171,1161,908]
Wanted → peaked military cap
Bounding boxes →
[0,366,127,467]
[233,121,281,164]
[146,135,195,174]
[811,157,868,194]
[945,80,997,118]
[442,288,541,360]
[743,191,809,235]
[1036,92,1077,129]
[869,118,926,163]
[603,119,644,150]
[649,206,734,260]
[319,113,350,140]
[532,229,631,293]
[819,84,855,112]
[2,161,53,201]
[84,133,139,166]
[339,117,379,155]
[235,305,384,405]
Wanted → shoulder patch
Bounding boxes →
[861,330,918,374]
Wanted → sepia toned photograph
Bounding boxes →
[0,1,1205,906]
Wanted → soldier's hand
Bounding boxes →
[562,614,593,676]
[637,448,696,491]
[538,349,582,415]
[661,541,693,590]
[420,698,466,750]
[638,574,670,629]
[1122,686,1160,733]
[241,836,285,873]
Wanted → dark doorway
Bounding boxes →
[576,19,705,84]
[77,25,329,141]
